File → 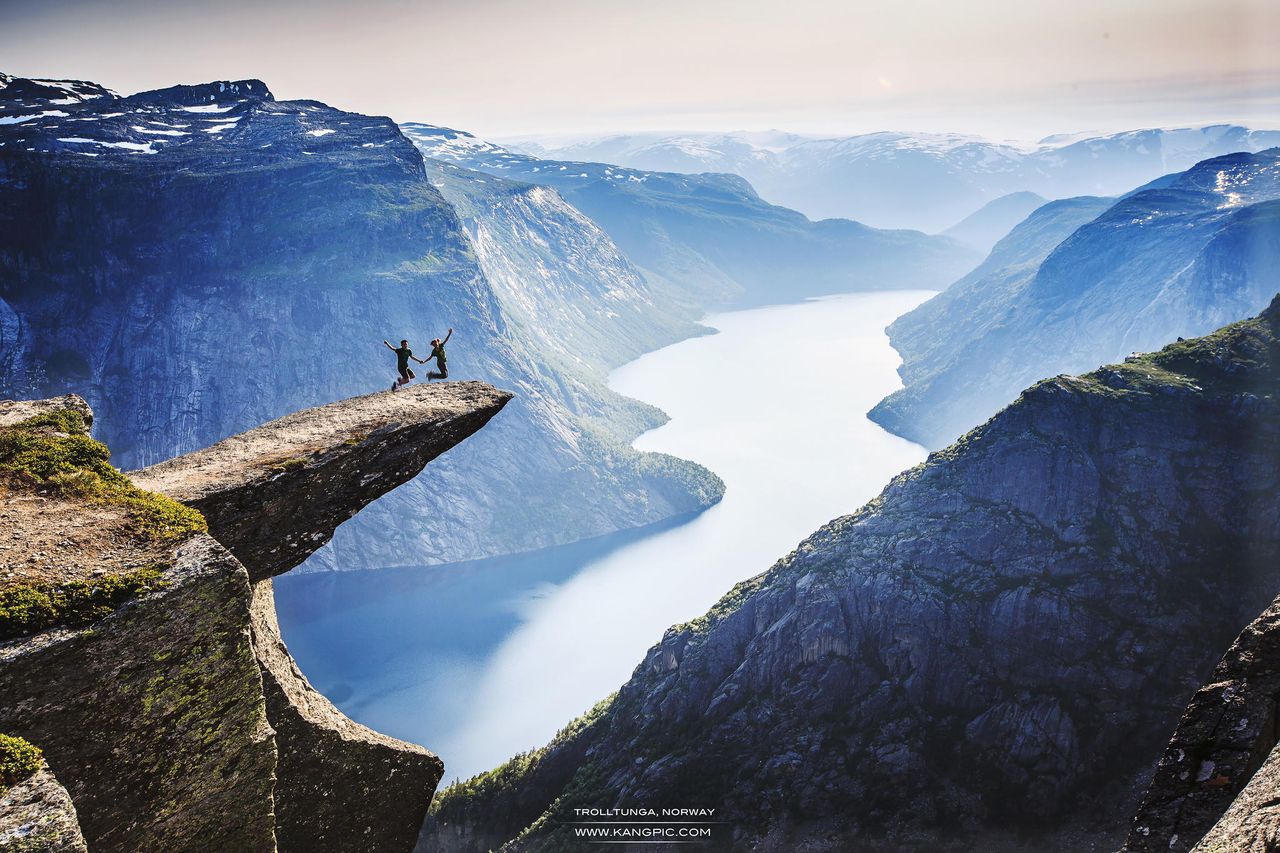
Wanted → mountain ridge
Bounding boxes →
[871,147,1280,449]
[516,125,1280,231]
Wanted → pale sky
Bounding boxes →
[1,0,1277,141]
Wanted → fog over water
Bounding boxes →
[276,290,933,781]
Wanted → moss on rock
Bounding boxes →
[0,567,168,642]
[0,733,42,792]
[0,413,206,543]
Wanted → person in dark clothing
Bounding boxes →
[424,328,452,380]
[384,338,428,391]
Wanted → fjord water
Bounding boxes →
[275,290,933,781]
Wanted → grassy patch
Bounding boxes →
[431,693,616,816]
[0,734,42,792]
[0,412,206,543]
[0,566,169,642]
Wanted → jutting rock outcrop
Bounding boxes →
[1,382,510,852]
[133,381,512,851]
[1121,591,1280,852]
[130,381,511,581]
[425,298,1280,852]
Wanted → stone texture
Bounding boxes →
[1121,593,1280,852]
[130,384,514,852]
[0,395,92,429]
[130,382,512,580]
[131,383,514,850]
[426,299,1280,852]
[1192,742,1280,852]
[0,764,87,853]
[252,580,443,853]
[0,535,278,853]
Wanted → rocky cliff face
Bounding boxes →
[873,149,1280,449]
[424,299,1280,852]
[0,72,721,572]
[403,123,980,309]
[1,383,509,851]
[869,195,1115,447]
[1120,590,1280,852]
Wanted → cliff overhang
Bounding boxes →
[1,382,512,853]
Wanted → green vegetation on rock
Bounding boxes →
[431,693,616,817]
[0,411,206,543]
[0,733,42,792]
[0,567,169,641]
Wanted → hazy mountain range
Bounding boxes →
[403,123,978,308]
[871,148,1280,449]
[511,126,1280,232]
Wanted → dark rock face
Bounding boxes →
[0,764,87,853]
[130,382,512,581]
[251,580,442,853]
[0,536,277,853]
[403,124,981,309]
[1121,593,1280,852]
[872,149,1280,450]
[0,71,720,571]
[427,300,1280,852]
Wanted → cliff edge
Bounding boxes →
[1,382,511,852]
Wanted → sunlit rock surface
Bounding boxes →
[0,762,88,853]
[130,382,512,580]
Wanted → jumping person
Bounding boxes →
[384,338,427,391]
[424,328,452,381]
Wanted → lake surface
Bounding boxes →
[275,290,933,783]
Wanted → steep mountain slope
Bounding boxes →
[0,73,721,569]
[525,126,1280,231]
[940,190,1048,253]
[872,149,1280,449]
[423,299,1280,853]
[882,196,1115,391]
[403,124,979,308]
